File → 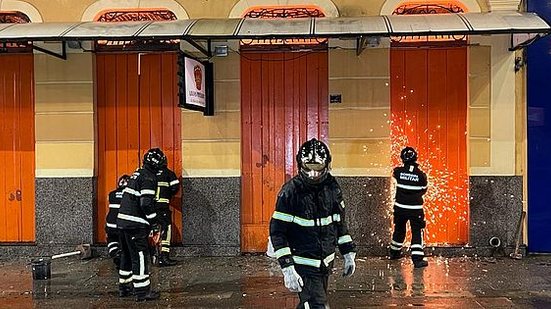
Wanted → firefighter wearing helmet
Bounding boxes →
[389,146,429,268]
[116,148,165,301]
[105,174,130,270]
[269,138,356,308]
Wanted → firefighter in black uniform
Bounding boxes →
[116,148,165,302]
[154,160,180,267]
[269,138,357,309]
[389,147,429,268]
[105,174,130,269]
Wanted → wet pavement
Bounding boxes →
[2,254,551,308]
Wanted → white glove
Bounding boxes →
[266,237,276,259]
[281,265,303,292]
[343,252,356,277]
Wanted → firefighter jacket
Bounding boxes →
[155,167,180,211]
[117,166,158,230]
[269,174,356,275]
[105,187,123,234]
[392,163,428,210]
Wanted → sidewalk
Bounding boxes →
[1,255,551,308]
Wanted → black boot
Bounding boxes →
[413,259,428,268]
[135,289,160,302]
[158,252,177,267]
[389,249,403,260]
[118,283,133,297]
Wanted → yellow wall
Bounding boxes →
[328,48,390,176]
[34,51,95,177]
[26,0,518,179]
[182,51,241,177]
[22,0,489,21]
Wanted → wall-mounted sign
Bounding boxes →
[178,52,214,116]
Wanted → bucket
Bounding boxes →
[31,258,51,280]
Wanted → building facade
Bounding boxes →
[0,0,532,256]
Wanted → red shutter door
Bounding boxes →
[390,47,469,244]
[240,50,329,252]
[96,53,182,243]
[0,54,35,242]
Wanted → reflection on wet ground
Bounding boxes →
[2,255,551,308]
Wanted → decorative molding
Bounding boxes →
[487,0,520,11]
[0,0,42,22]
[81,0,189,21]
[380,0,481,14]
[229,0,339,18]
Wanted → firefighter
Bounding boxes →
[389,146,429,268]
[105,174,130,269]
[269,138,357,309]
[154,158,180,267]
[116,148,165,302]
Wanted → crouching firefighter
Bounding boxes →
[389,147,429,268]
[116,148,165,302]
[105,174,130,269]
[153,159,180,267]
[269,138,357,309]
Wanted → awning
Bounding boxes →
[0,11,548,42]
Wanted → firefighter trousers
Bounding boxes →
[297,273,329,309]
[119,228,152,296]
[390,207,426,260]
[157,208,172,253]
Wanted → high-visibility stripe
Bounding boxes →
[161,247,170,252]
[411,244,423,249]
[396,183,427,191]
[115,192,123,198]
[109,247,118,253]
[106,223,117,229]
[138,251,145,275]
[108,242,118,248]
[161,241,170,245]
[119,270,132,276]
[293,256,321,268]
[118,213,149,225]
[157,198,170,203]
[273,211,294,222]
[157,182,169,187]
[304,302,310,309]
[123,187,141,196]
[109,204,120,209]
[273,212,341,227]
[338,235,353,245]
[133,274,148,280]
[170,180,179,186]
[119,278,133,284]
[411,251,424,256]
[146,213,157,219]
[133,280,151,288]
[293,253,336,268]
[275,247,291,258]
[293,216,315,227]
[394,202,423,210]
[323,253,335,266]
[391,240,403,246]
[390,244,401,250]
[166,225,172,243]
[340,201,345,208]
[141,189,155,195]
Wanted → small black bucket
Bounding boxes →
[31,258,51,280]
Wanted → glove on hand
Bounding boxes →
[281,265,304,293]
[343,252,356,277]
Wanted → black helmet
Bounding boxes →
[143,148,166,170]
[400,146,418,164]
[117,174,130,188]
[296,138,331,183]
